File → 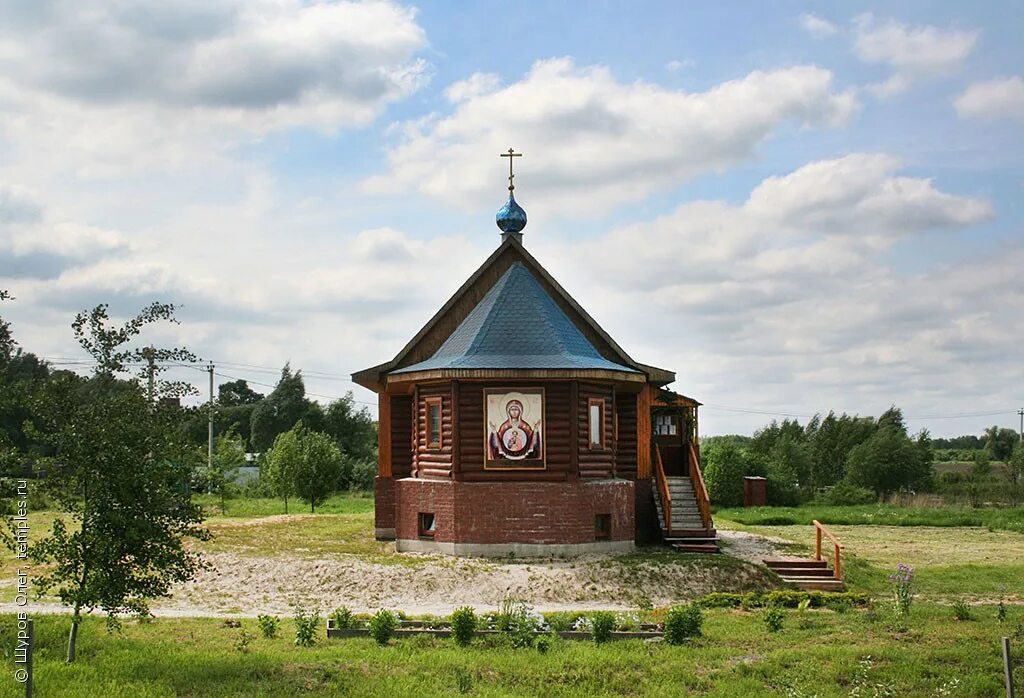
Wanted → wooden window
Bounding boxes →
[418,512,436,538]
[595,514,612,541]
[655,414,677,436]
[425,397,443,449]
[588,398,605,449]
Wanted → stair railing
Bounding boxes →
[688,442,712,531]
[654,445,672,537]
[813,520,844,580]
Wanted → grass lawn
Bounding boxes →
[1,604,1020,697]
[715,504,1024,533]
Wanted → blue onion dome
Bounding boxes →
[496,193,527,234]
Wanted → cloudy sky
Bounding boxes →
[0,1,1021,437]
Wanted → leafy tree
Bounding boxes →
[264,427,302,513]
[320,393,377,463]
[293,429,346,513]
[766,434,810,505]
[18,302,208,662]
[208,427,246,514]
[984,426,1017,464]
[804,411,876,487]
[702,440,748,507]
[0,289,14,361]
[218,379,263,406]
[844,423,933,496]
[250,365,311,452]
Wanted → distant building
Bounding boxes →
[354,152,714,555]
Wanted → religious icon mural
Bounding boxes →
[485,389,544,468]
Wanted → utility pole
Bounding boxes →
[208,363,215,470]
[143,345,156,403]
[1018,408,1023,444]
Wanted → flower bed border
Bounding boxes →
[326,620,663,641]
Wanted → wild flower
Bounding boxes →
[889,563,914,625]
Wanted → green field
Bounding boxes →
[1,602,1020,697]
[716,503,1024,533]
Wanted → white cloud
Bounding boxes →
[445,73,501,103]
[853,14,978,96]
[365,58,858,215]
[0,0,428,179]
[665,59,695,72]
[799,14,839,39]
[954,76,1024,122]
[525,155,1005,434]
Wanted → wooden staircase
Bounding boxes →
[762,521,846,591]
[763,558,845,591]
[653,445,719,553]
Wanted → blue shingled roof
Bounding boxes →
[392,262,639,374]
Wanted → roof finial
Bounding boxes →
[496,147,528,239]
[500,147,522,192]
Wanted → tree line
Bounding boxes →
[702,408,1024,507]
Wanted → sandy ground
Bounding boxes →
[1,536,787,618]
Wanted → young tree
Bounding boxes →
[22,302,208,662]
[264,426,302,514]
[702,440,748,508]
[293,430,346,513]
[984,426,1017,464]
[208,427,246,515]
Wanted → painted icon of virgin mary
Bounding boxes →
[488,397,541,460]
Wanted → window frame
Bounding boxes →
[587,397,606,450]
[595,513,612,541]
[425,396,443,450]
[418,512,436,538]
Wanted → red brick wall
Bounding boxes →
[374,476,396,537]
[395,478,634,545]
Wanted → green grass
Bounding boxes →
[715,503,1024,533]
[194,492,375,518]
[1,605,1020,697]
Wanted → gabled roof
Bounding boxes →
[392,262,639,374]
[352,236,675,390]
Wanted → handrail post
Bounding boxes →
[834,543,842,580]
[815,526,822,561]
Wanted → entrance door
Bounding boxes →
[653,411,688,476]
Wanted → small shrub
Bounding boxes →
[450,607,477,647]
[370,609,397,646]
[590,611,616,644]
[257,614,280,639]
[817,482,877,506]
[544,611,582,632]
[535,633,553,654]
[332,606,355,629]
[997,600,1008,623]
[633,594,654,612]
[496,597,542,648]
[665,603,703,645]
[764,607,784,633]
[951,599,972,621]
[234,627,254,653]
[294,608,321,647]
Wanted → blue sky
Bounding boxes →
[0,1,1021,436]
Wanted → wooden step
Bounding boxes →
[777,577,845,591]
[672,542,720,554]
[665,528,717,538]
[763,558,828,569]
[769,567,835,578]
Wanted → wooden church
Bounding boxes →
[353,151,716,555]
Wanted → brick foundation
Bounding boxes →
[374,476,396,540]
[393,478,635,556]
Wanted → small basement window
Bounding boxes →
[418,512,436,538]
[426,397,443,449]
[588,398,605,449]
[595,514,612,541]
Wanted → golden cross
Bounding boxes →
[500,147,522,192]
